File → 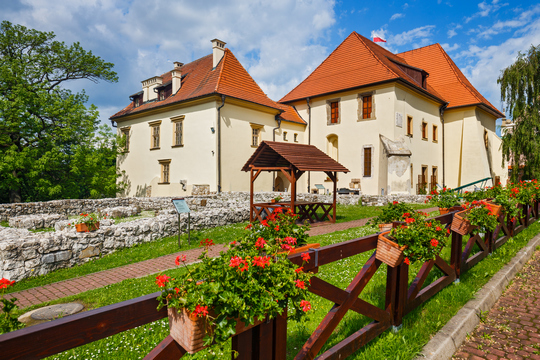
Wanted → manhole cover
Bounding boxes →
[30,303,84,320]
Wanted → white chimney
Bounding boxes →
[141,76,163,102]
[211,38,226,68]
[171,62,183,94]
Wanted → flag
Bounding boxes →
[373,37,386,43]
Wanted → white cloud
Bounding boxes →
[390,13,405,21]
[465,0,508,23]
[390,25,436,47]
[441,43,460,51]
[2,0,337,116]
[457,16,540,114]
[448,29,457,38]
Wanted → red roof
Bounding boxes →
[111,49,306,125]
[279,32,444,103]
[399,44,504,117]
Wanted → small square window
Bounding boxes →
[362,95,372,119]
[331,101,339,123]
[251,125,262,147]
[283,131,288,141]
[294,133,298,142]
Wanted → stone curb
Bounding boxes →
[416,229,540,360]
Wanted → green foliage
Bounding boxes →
[156,212,313,350]
[245,208,310,247]
[0,21,121,203]
[387,212,448,263]
[427,187,460,209]
[461,200,499,234]
[498,44,540,182]
[369,201,416,225]
[0,279,23,333]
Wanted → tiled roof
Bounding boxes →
[111,50,306,125]
[398,44,504,117]
[279,32,445,103]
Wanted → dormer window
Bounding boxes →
[135,97,140,107]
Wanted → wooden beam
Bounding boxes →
[144,335,186,360]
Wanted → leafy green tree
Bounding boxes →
[0,21,120,203]
[498,44,540,182]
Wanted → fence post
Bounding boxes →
[450,230,462,281]
[392,262,408,331]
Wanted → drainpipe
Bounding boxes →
[272,118,282,191]
[217,95,225,193]
[439,103,449,187]
[307,97,311,193]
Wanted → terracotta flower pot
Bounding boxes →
[378,223,393,232]
[168,307,264,354]
[439,208,450,215]
[75,222,100,232]
[485,201,502,217]
[376,231,407,267]
[450,210,477,235]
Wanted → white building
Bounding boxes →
[111,33,507,196]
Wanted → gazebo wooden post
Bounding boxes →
[250,167,254,222]
[332,171,337,223]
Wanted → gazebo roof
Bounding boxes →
[241,141,350,173]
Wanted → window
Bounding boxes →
[159,91,165,101]
[422,121,428,140]
[407,116,413,136]
[294,133,298,142]
[134,97,140,107]
[251,124,262,147]
[327,100,340,125]
[432,125,438,142]
[431,167,438,191]
[363,146,372,177]
[149,121,161,149]
[362,95,372,119]
[283,131,288,141]
[159,160,171,184]
[410,164,413,188]
[171,116,184,147]
[120,127,130,152]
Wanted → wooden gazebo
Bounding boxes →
[242,141,350,224]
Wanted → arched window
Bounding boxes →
[327,135,338,161]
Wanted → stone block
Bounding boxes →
[79,246,100,259]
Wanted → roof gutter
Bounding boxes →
[440,102,449,187]
[217,95,226,193]
[307,97,311,194]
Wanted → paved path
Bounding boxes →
[7,212,397,309]
[453,249,540,360]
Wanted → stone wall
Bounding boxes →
[0,207,248,282]
[0,192,365,281]
[361,194,429,206]
[0,192,361,221]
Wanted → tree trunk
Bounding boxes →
[9,170,22,203]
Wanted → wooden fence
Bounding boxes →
[1,202,538,360]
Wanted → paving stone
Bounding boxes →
[30,303,84,320]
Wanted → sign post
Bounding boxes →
[172,198,191,247]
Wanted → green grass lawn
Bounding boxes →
[14,219,537,360]
[6,204,431,294]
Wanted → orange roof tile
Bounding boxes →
[111,49,306,125]
[279,32,445,103]
[399,44,504,117]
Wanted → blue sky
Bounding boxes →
[3,0,540,126]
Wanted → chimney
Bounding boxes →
[211,38,226,68]
[141,76,163,102]
[171,62,183,94]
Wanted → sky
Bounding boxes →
[2,0,540,127]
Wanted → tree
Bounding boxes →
[0,21,120,203]
[498,44,540,182]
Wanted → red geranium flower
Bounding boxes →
[431,239,439,247]
[193,305,209,317]
[253,256,271,269]
[0,278,15,289]
[155,274,171,287]
[404,258,410,265]
[295,266,304,274]
[255,237,267,249]
[405,217,415,224]
[229,256,243,268]
[295,280,306,289]
[175,255,187,266]
[301,252,310,262]
[300,300,311,312]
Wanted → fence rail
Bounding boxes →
[1,201,538,359]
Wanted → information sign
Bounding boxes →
[172,198,190,213]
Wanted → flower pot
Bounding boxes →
[378,223,393,232]
[485,201,502,217]
[376,231,407,267]
[439,208,450,215]
[450,210,477,235]
[168,307,264,354]
[75,222,100,232]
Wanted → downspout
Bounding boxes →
[439,103,449,187]
[272,118,282,191]
[217,95,226,193]
[307,97,311,193]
